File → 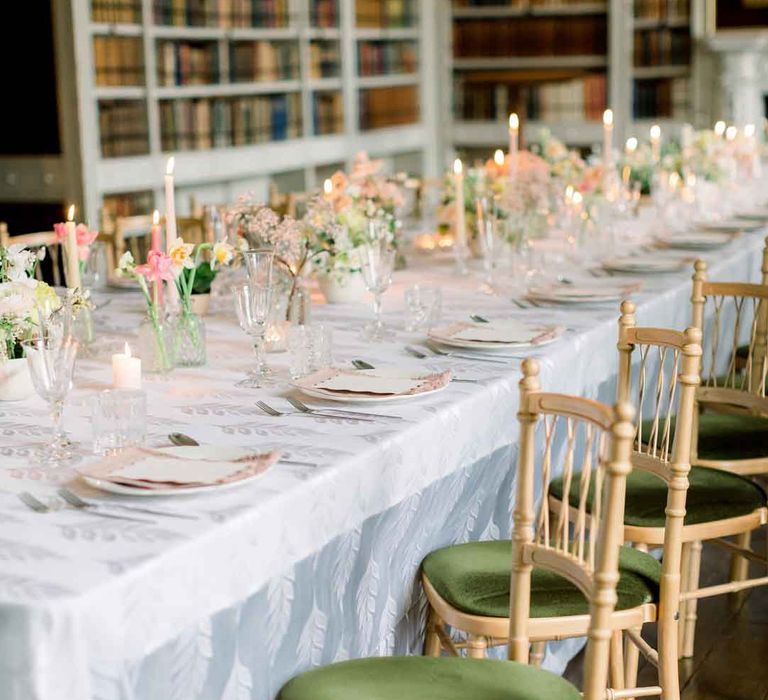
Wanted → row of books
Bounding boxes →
[453,17,607,57]
[356,0,416,28]
[230,41,300,82]
[453,0,606,7]
[157,41,219,86]
[102,192,155,220]
[454,73,606,122]
[153,0,289,28]
[313,91,344,135]
[309,41,341,78]
[359,85,419,130]
[358,40,417,77]
[92,0,142,23]
[158,93,302,151]
[633,28,690,67]
[94,37,145,87]
[99,101,150,157]
[632,77,689,119]
[634,0,689,20]
[311,0,338,27]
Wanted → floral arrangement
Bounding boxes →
[53,222,99,275]
[168,239,235,307]
[528,129,587,185]
[0,244,60,361]
[484,151,554,215]
[317,151,404,277]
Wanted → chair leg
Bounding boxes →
[623,626,642,697]
[423,608,443,657]
[530,641,546,666]
[658,592,682,700]
[729,531,751,584]
[682,540,703,659]
[609,631,626,691]
[677,542,691,659]
[467,635,487,659]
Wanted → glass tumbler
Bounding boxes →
[91,389,147,455]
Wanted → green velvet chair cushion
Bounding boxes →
[679,412,768,462]
[421,541,660,619]
[279,656,581,700]
[550,463,766,529]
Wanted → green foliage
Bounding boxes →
[183,261,217,295]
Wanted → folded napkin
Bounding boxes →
[433,320,560,345]
[80,446,280,490]
[295,367,451,397]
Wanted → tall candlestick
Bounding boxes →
[453,158,467,251]
[150,209,161,252]
[112,342,142,390]
[164,157,178,307]
[602,109,614,168]
[508,113,519,182]
[650,124,661,164]
[65,205,81,289]
[164,157,177,251]
[323,178,333,199]
[625,137,638,156]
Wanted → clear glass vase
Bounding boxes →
[172,310,207,367]
[72,306,95,348]
[137,313,174,374]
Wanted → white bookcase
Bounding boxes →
[59,0,440,225]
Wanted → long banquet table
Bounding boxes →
[0,223,765,700]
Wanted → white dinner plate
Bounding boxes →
[80,445,274,497]
[655,232,735,250]
[601,256,689,274]
[293,367,451,404]
[428,322,562,350]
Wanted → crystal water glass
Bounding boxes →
[287,324,333,379]
[92,389,146,455]
[234,283,274,388]
[243,249,274,286]
[404,285,442,331]
[21,336,78,466]
[476,196,501,293]
[361,223,396,341]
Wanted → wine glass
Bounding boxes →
[243,249,274,286]
[21,336,79,466]
[360,227,396,341]
[234,283,274,388]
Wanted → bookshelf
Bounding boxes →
[445,0,709,158]
[52,0,439,225]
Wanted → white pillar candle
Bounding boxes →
[112,342,142,390]
[602,109,613,169]
[164,156,177,250]
[65,205,81,289]
[453,158,467,250]
[650,124,661,164]
[508,113,519,183]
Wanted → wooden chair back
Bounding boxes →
[510,358,635,700]
[268,184,308,220]
[691,259,768,413]
[0,223,64,287]
[616,300,701,691]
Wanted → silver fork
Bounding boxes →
[287,396,404,421]
[58,487,197,521]
[20,491,153,523]
[19,492,52,513]
[423,340,513,364]
[257,400,375,423]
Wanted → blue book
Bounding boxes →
[271,95,288,140]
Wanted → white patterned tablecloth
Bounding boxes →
[0,227,764,700]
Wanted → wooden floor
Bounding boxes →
[565,528,768,699]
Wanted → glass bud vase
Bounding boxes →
[138,314,174,374]
[173,310,207,367]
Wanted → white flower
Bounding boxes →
[168,239,195,271]
[5,244,37,282]
[211,241,234,268]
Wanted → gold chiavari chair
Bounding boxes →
[423,315,699,700]
[734,237,768,372]
[278,361,636,700]
[670,259,768,654]
[0,223,64,287]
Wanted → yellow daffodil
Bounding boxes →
[168,238,195,271]
[212,241,234,268]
